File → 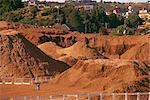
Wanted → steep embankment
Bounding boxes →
[121,43,150,62]
[88,35,149,58]
[51,59,149,93]
[38,40,105,66]
[37,33,149,59]
[37,41,62,59]
[38,33,149,66]
[0,30,70,79]
[1,21,149,59]
[58,41,104,59]
[0,21,68,45]
[0,22,149,99]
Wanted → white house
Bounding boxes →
[125,5,134,18]
[28,0,39,6]
[78,5,94,11]
[139,9,150,20]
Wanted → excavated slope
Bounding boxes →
[37,34,149,60]
[38,41,104,59]
[38,41,105,66]
[0,32,69,79]
[85,35,150,59]
[58,41,104,59]
[37,41,62,59]
[52,59,149,93]
[121,43,150,62]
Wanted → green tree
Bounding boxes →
[108,13,122,28]
[110,25,126,36]
[125,14,143,28]
[67,9,84,32]
[0,10,23,22]
[89,7,108,32]
[12,0,24,10]
[110,25,135,36]
[30,6,38,17]
[0,0,23,14]
[80,7,108,33]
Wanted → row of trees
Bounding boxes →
[0,0,143,34]
[0,0,24,15]
[40,6,125,33]
[41,6,142,33]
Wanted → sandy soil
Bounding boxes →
[0,21,149,99]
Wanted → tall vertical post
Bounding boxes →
[24,96,27,100]
[125,93,128,100]
[3,79,5,84]
[112,93,115,100]
[10,98,13,100]
[63,95,66,100]
[57,6,60,23]
[49,96,53,100]
[136,93,140,100]
[148,92,150,100]
[76,95,79,100]
[87,94,90,100]
[137,93,140,100]
[147,1,150,12]
[37,96,40,100]
[100,93,103,100]
[85,23,87,34]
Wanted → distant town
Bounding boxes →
[26,0,150,21]
[25,0,150,34]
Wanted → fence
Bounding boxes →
[0,92,149,100]
[0,77,52,85]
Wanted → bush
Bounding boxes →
[108,13,124,28]
[19,18,37,25]
[30,6,38,17]
[0,10,23,22]
[125,14,143,28]
[110,25,135,36]
[110,25,126,36]
[38,35,51,43]
[0,0,24,13]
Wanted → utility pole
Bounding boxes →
[85,22,87,34]
[56,6,60,23]
[83,19,88,34]
[148,1,150,13]
[82,13,89,34]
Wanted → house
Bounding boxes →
[80,0,92,3]
[139,9,148,14]
[78,4,94,11]
[125,5,134,18]
[113,5,121,15]
[139,9,150,20]
[38,1,51,9]
[28,0,51,9]
[28,0,39,6]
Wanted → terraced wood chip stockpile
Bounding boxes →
[0,31,69,79]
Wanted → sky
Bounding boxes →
[103,0,147,2]
[23,0,148,3]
